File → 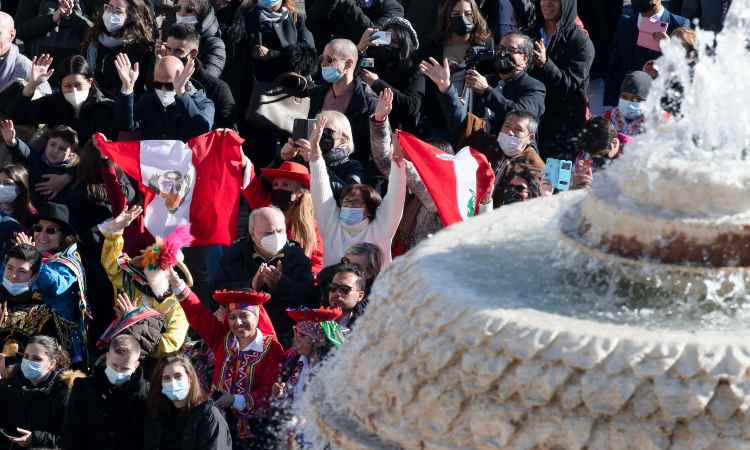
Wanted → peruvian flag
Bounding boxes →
[94,130,248,246]
[398,131,494,226]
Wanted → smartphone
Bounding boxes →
[371,31,392,46]
[544,158,574,191]
[292,118,316,141]
[360,57,375,69]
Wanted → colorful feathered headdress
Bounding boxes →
[140,226,195,271]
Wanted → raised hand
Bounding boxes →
[27,54,54,88]
[114,53,139,94]
[304,117,328,162]
[419,57,451,93]
[114,292,137,319]
[533,40,547,67]
[0,119,16,146]
[374,88,393,122]
[110,205,143,233]
[357,28,378,53]
[174,57,195,96]
[53,0,74,22]
[15,231,33,246]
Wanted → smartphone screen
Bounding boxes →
[371,31,392,46]
[292,118,316,141]
[360,57,375,68]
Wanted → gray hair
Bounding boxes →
[248,206,285,236]
[505,110,539,134]
[327,38,359,64]
[503,32,534,69]
[346,242,383,278]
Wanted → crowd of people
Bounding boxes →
[0,0,732,448]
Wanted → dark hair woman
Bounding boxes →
[0,165,34,262]
[82,0,156,98]
[144,352,232,450]
[3,55,118,144]
[0,335,82,450]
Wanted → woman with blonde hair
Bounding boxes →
[280,110,364,200]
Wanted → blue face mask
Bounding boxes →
[105,366,134,386]
[162,378,190,401]
[321,65,343,83]
[618,98,643,120]
[21,358,48,382]
[258,0,281,8]
[340,207,366,226]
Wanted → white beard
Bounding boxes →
[145,268,170,299]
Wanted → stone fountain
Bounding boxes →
[300,3,750,449]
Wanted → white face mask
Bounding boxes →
[105,365,135,385]
[618,98,643,120]
[496,132,525,157]
[340,207,366,226]
[155,89,177,107]
[0,184,17,203]
[145,268,170,299]
[64,89,90,110]
[103,10,126,33]
[175,15,199,25]
[259,232,287,255]
[3,277,30,296]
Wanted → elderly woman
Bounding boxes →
[0,335,82,450]
[176,287,284,449]
[301,114,407,266]
[281,110,364,200]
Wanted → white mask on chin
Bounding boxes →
[145,268,170,299]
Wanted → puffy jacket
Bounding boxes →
[62,365,149,450]
[161,7,227,78]
[0,368,82,450]
[143,400,232,450]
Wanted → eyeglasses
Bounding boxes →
[329,283,360,296]
[151,81,175,91]
[33,224,60,235]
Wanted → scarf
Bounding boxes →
[0,44,20,91]
[98,33,125,49]
[259,6,288,24]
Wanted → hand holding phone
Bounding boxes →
[292,118,316,141]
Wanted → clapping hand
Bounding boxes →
[419,57,451,93]
[264,261,282,290]
[373,88,393,122]
[174,57,195,96]
[53,0,74,22]
[0,119,17,146]
[114,53,139,94]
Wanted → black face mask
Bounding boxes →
[450,15,474,36]
[631,0,657,14]
[495,54,516,75]
[319,128,335,154]
[271,189,294,211]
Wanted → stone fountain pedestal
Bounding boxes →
[301,192,750,450]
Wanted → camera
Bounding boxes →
[464,46,497,72]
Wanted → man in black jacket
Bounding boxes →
[213,206,313,348]
[421,32,546,141]
[308,38,378,182]
[305,0,403,52]
[682,0,732,32]
[164,24,237,129]
[63,335,148,450]
[529,0,594,159]
[114,53,215,141]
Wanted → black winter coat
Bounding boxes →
[529,0,594,159]
[13,0,92,59]
[161,8,227,78]
[143,400,232,450]
[367,53,425,133]
[0,368,75,450]
[192,63,237,129]
[2,86,117,143]
[308,79,378,183]
[62,365,149,450]
[305,0,404,52]
[213,237,313,348]
[87,38,156,99]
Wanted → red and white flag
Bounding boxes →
[94,130,248,246]
[398,131,494,226]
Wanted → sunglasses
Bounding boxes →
[32,224,60,235]
[152,81,175,91]
[329,283,359,296]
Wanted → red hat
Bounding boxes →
[286,307,343,323]
[261,162,311,190]
[213,289,271,312]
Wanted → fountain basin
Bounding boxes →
[302,192,750,450]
